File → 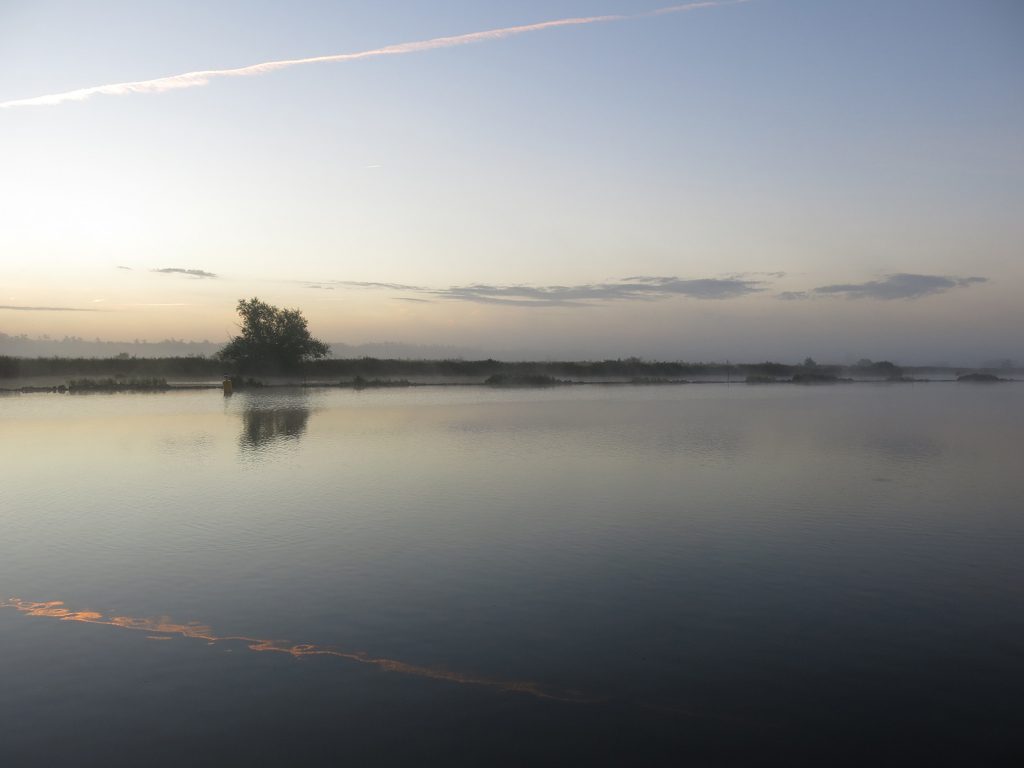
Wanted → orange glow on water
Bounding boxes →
[1,598,594,703]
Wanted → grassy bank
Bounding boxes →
[1,355,834,381]
[1,354,1018,387]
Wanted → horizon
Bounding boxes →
[0,329,1017,370]
[2,1,1022,364]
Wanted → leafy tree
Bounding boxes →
[218,298,330,373]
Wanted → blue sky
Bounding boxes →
[1,0,1021,363]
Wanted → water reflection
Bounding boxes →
[239,393,312,451]
[0,598,593,703]
[865,434,944,464]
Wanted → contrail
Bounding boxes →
[0,1,749,109]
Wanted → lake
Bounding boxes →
[1,383,1021,766]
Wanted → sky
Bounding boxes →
[1,0,1021,364]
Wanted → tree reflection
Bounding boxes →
[239,396,311,450]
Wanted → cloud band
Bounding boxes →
[779,273,987,301]
[330,275,765,306]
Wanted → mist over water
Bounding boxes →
[1,384,1022,765]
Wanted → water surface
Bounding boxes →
[1,384,1021,765]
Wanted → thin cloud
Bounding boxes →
[116,265,132,270]
[438,276,764,305]
[1,304,100,312]
[803,273,988,301]
[0,1,749,109]
[737,270,786,279]
[340,275,765,306]
[336,280,428,291]
[152,267,218,279]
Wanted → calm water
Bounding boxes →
[1,384,1021,766]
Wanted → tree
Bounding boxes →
[218,298,330,373]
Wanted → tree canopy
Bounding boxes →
[218,298,330,373]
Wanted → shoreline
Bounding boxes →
[3,377,1017,395]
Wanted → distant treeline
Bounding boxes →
[0,355,223,378]
[309,358,821,380]
[0,332,477,361]
[0,355,923,380]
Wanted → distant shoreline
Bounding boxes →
[2,364,1015,393]
[2,354,1019,381]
